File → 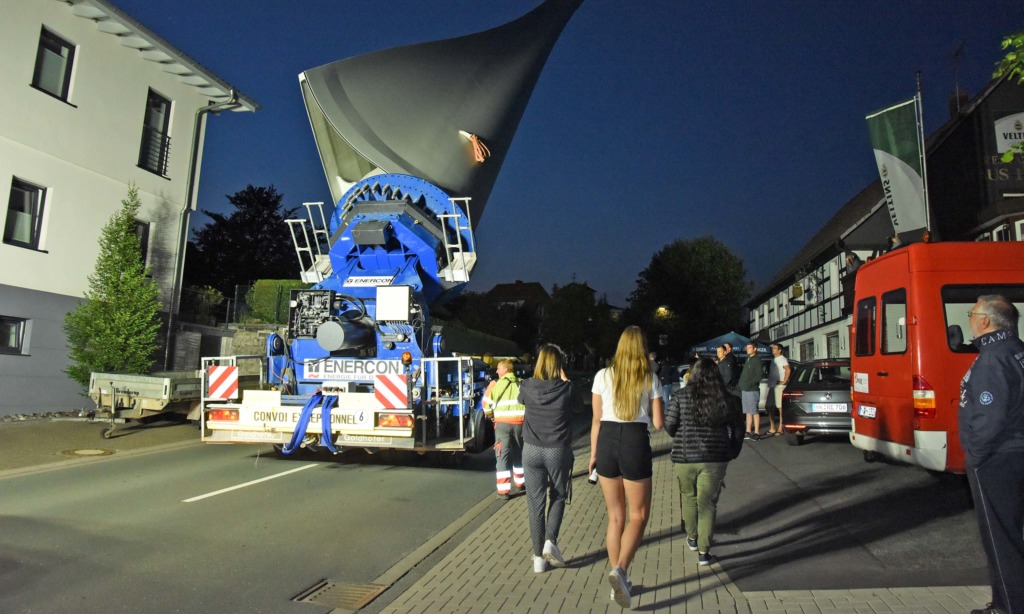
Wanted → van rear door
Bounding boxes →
[851,251,915,457]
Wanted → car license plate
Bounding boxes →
[858,405,877,419]
[812,403,848,413]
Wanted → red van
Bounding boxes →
[848,241,1024,474]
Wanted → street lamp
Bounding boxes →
[655,305,670,318]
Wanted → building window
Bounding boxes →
[138,90,171,176]
[799,339,815,361]
[0,316,28,355]
[4,178,46,249]
[135,220,150,266]
[32,27,75,101]
[826,332,840,357]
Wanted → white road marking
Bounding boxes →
[182,464,318,503]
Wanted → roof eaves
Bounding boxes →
[69,0,260,112]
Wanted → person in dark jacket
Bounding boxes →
[716,345,739,396]
[518,344,576,574]
[959,295,1024,614]
[738,342,764,439]
[664,357,744,566]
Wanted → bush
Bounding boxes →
[246,280,312,323]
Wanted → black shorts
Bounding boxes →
[596,421,653,481]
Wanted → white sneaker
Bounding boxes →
[608,566,631,608]
[533,555,547,573]
[542,540,566,568]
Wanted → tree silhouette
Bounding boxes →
[186,185,299,296]
[626,235,751,358]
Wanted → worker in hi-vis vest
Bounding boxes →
[483,359,526,500]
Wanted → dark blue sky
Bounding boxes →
[116,0,1024,305]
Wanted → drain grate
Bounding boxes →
[293,579,387,610]
[62,448,115,457]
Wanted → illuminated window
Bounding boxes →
[138,90,172,176]
[32,27,75,101]
[0,316,28,355]
[4,178,46,249]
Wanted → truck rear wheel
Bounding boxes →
[466,410,490,454]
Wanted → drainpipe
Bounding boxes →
[164,90,240,370]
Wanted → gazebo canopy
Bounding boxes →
[689,331,770,359]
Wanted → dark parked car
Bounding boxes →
[781,359,852,446]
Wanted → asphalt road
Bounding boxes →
[0,438,497,613]
[711,432,986,591]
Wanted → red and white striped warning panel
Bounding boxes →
[207,366,239,399]
[375,374,408,409]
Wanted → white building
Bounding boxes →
[0,0,257,416]
[748,78,1024,361]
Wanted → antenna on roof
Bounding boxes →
[952,41,966,115]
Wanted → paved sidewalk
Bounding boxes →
[375,431,989,613]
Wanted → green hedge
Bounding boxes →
[246,279,313,323]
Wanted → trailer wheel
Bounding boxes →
[863,451,878,463]
[101,428,113,440]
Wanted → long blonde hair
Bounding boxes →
[533,345,563,380]
[609,326,651,421]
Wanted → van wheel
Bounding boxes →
[863,451,879,463]
[785,432,804,446]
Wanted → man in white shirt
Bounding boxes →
[767,344,791,436]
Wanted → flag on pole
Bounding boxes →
[866,97,928,235]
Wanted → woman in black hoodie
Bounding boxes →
[518,344,576,573]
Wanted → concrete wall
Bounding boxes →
[0,284,89,414]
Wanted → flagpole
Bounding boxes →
[915,71,931,235]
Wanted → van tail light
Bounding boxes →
[912,375,936,418]
[207,408,239,421]
[782,390,804,400]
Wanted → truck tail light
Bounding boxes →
[378,414,413,428]
[207,408,239,421]
[912,375,936,418]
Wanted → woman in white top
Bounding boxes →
[589,326,664,609]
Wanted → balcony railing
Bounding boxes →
[138,126,171,176]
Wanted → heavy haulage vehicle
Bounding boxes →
[200,0,583,458]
